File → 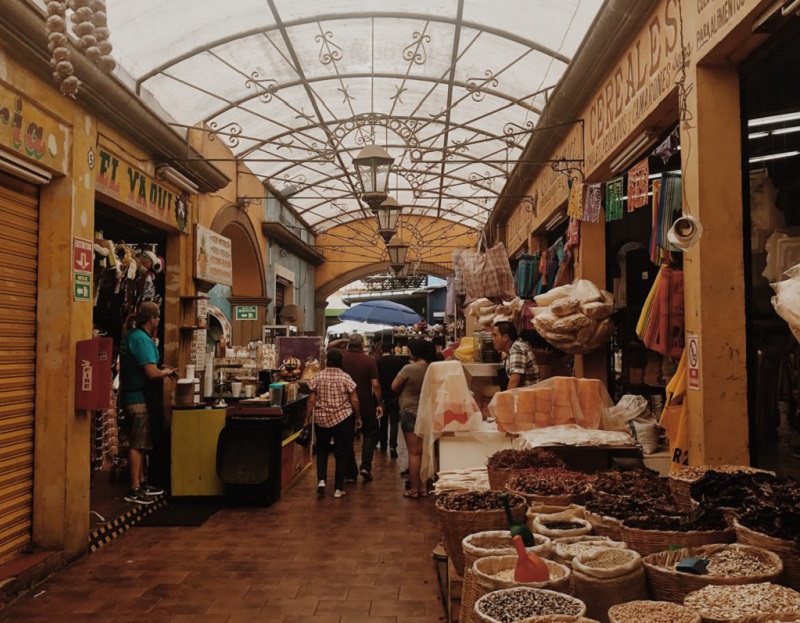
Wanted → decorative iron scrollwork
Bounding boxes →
[520,193,538,216]
[208,121,243,148]
[245,72,280,103]
[316,30,343,65]
[329,113,420,153]
[503,120,535,148]
[402,31,431,65]
[466,70,499,102]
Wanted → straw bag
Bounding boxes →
[474,587,587,623]
[457,232,515,301]
[462,556,572,623]
[571,548,648,622]
[437,493,527,576]
[608,600,701,623]
[735,520,800,591]
[621,524,734,557]
[642,543,783,604]
[463,531,552,573]
[582,508,623,541]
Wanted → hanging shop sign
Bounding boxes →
[95,146,187,230]
[235,306,258,321]
[73,236,93,301]
[0,86,68,175]
[195,224,233,287]
[687,333,700,390]
[584,0,685,173]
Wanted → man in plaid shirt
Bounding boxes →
[306,349,360,498]
[492,321,538,389]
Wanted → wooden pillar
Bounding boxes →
[681,62,749,466]
[574,218,607,385]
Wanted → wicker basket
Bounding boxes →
[488,467,541,491]
[582,508,623,541]
[668,466,775,513]
[437,494,528,576]
[732,615,800,623]
[460,568,479,623]
[608,600,701,623]
[474,586,587,623]
[621,524,734,557]
[642,543,784,604]
[573,565,649,623]
[463,531,552,572]
[552,536,627,568]
[683,583,800,623]
[735,520,800,591]
[463,555,573,622]
[521,617,601,623]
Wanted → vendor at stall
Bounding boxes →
[491,321,538,389]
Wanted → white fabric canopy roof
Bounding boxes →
[99,0,603,234]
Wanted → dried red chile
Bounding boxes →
[592,468,671,498]
[487,448,566,470]
[437,491,526,512]
[507,468,592,496]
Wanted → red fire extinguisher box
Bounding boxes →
[75,337,113,411]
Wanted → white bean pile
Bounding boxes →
[582,549,636,569]
[609,600,700,623]
[704,549,779,577]
[684,582,800,619]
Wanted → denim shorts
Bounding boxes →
[400,409,417,434]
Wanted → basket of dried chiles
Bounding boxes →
[463,530,552,571]
[642,543,784,604]
[474,586,586,623]
[669,465,775,513]
[620,507,734,556]
[506,468,593,507]
[689,469,777,522]
[683,582,800,622]
[436,491,527,576]
[486,448,567,491]
[608,600,701,623]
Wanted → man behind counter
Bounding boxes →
[491,321,539,390]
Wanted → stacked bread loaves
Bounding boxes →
[533,280,614,354]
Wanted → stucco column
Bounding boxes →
[314,300,328,337]
[574,218,607,385]
[680,63,749,466]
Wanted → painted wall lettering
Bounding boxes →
[0,87,65,172]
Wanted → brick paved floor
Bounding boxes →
[0,447,444,623]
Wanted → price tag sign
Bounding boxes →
[687,334,700,391]
[235,305,257,321]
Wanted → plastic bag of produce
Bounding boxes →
[771,275,800,343]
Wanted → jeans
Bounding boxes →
[345,416,379,476]
[378,396,400,451]
[314,414,355,490]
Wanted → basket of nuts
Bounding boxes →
[436,491,527,576]
[474,586,586,623]
[608,600,701,623]
[683,582,800,622]
[643,543,784,604]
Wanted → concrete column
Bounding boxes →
[681,63,749,466]
[314,300,328,337]
[574,218,608,385]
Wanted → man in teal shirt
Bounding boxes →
[119,301,178,505]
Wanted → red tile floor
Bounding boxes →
[0,447,445,622]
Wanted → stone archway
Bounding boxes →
[313,260,452,334]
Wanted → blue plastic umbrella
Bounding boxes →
[339,300,422,327]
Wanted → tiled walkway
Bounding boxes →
[0,448,444,623]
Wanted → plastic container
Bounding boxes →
[175,379,195,406]
[269,383,284,406]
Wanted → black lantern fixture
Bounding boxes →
[386,235,409,274]
[353,144,394,210]
[375,196,402,244]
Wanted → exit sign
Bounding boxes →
[235,305,257,321]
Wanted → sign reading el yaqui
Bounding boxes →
[95,146,188,231]
[195,224,233,287]
[0,86,68,175]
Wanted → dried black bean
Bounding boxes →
[476,587,583,622]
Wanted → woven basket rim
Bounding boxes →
[474,585,587,619]
[436,493,527,512]
[608,600,701,622]
[642,542,784,577]
[472,554,571,588]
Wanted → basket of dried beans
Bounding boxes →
[474,586,586,623]
[620,508,734,557]
[506,469,593,507]
[642,543,783,604]
[436,491,527,576]
[683,582,800,622]
[463,530,552,572]
[608,600,701,623]
[669,465,775,513]
[486,449,567,491]
[521,617,601,623]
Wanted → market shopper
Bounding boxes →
[118,301,177,505]
[492,321,539,389]
[342,334,383,482]
[305,348,360,498]
[392,338,436,498]
[376,334,407,458]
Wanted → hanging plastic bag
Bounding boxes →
[457,232,515,301]
[659,349,689,472]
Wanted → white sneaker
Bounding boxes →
[333,489,346,498]
[317,480,325,495]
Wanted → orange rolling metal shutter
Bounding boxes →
[0,173,38,564]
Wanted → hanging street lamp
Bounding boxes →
[386,235,409,275]
[353,144,394,210]
[375,196,402,244]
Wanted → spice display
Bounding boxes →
[689,469,777,508]
[683,582,800,620]
[487,448,566,470]
[555,538,625,562]
[608,600,700,623]
[582,549,637,569]
[592,468,671,498]
[584,493,664,521]
[702,548,781,577]
[543,521,586,531]
[475,587,584,622]
[437,491,525,512]
[623,507,727,532]
[507,469,592,497]
[736,478,800,542]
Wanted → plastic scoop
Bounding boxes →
[512,534,550,583]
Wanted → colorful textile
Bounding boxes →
[308,367,356,428]
[605,177,624,221]
[636,265,684,359]
[650,172,683,264]
[627,158,650,210]
[505,339,539,386]
[582,183,602,222]
[566,180,584,219]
